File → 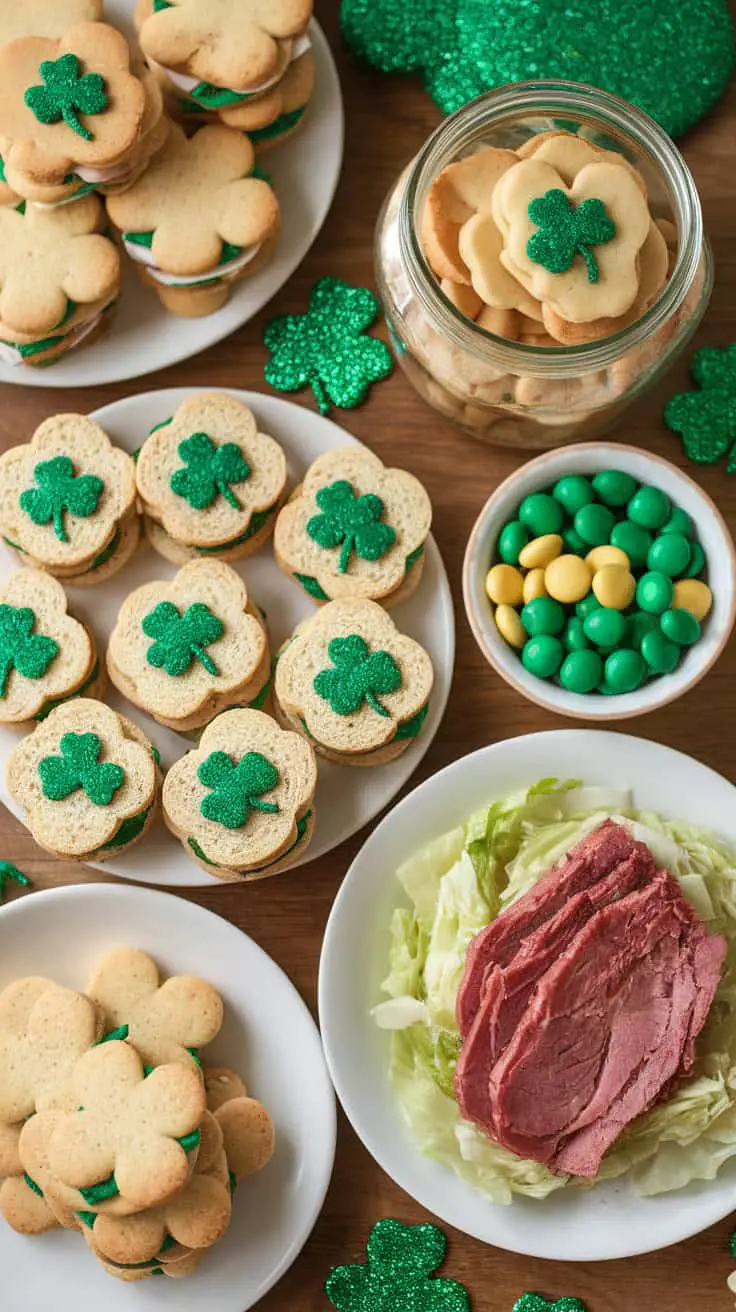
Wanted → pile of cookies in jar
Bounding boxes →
[0,0,315,367]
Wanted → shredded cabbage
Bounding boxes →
[377,780,736,1202]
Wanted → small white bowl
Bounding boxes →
[463,442,736,720]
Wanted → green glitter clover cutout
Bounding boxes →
[197,750,280,829]
[527,190,616,284]
[25,54,108,142]
[0,861,32,904]
[512,1297,588,1312]
[314,635,401,717]
[263,276,393,416]
[142,602,224,677]
[325,1218,471,1312]
[170,433,250,511]
[19,456,104,543]
[38,731,125,805]
[307,480,396,574]
[0,605,59,697]
[664,343,736,471]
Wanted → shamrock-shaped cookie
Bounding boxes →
[163,708,317,880]
[107,559,270,732]
[0,0,102,43]
[0,23,145,187]
[664,343,736,470]
[275,598,433,763]
[326,1219,470,1312]
[135,392,286,562]
[86,948,223,1070]
[274,446,432,607]
[6,699,159,859]
[0,976,102,1124]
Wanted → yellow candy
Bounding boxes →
[495,603,526,649]
[585,545,630,572]
[545,554,593,604]
[523,567,548,603]
[485,563,524,607]
[593,564,636,610]
[518,533,563,570]
[672,578,712,622]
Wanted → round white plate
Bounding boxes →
[0,6,344,388]
[0,882,336,1312]
[0,388,454,887]
[319,729,736,1261]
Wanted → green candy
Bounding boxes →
[576,592,602,620]
[627,485,671,530]
[574,502,615,547]
[684,541,706,578]
[646,533,691,577]
[661,607,701,646]
[563,617,589,652]
[661,507,694,538]
[610,519,652,568]
[626,611,659,651]
[518,493,564,536]
[592,469,638,508]
[522,635,564,679]
[520,596,566,637]
[636,570,674,615]
[498,520,530,565]
[583,608,627,648]
[641,629,681,674]
[552,475,594,515]
[560,649,603,694]
[604,648,647,693]
[562,526,588,555]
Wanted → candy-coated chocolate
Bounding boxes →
[495,603,526,648]
[672,578,712,621]
[647,532,691,578]
[627,485,671,530]
[522,635,564,678]
[583,607,627,649]
[486,562,524,606]
[552,475,594,515]
[576,592,602,620]
[592,469,638,508]
[592,564,636,610]
[661,507,694,538]
[574,502,616,548]
[604,648,646,693]
[544,554,592,604]
[521,595,566,637]
[560,648,603,693]
[626,610,659,650]
[610,520,652,568]
[522,567,548,603]
[641,629,681,674]
[661,607,701,645]
[636,570,674,615]
[563,617,589,652]
[518,492,564,536]
[683,541,706,578]
[518,533,563,570]
[498,520,530,565]
[585,544,630,572]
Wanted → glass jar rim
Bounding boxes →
[400,80,703,378]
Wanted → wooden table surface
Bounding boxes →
[2,5,736,1310]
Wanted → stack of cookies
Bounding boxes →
[0,949,275,1282]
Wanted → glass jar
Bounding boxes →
[375,82,712,449]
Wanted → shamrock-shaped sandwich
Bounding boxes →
[6,698,160,860]
[107,559,271,732]
[274,446,432,607]
[326,1218,470,1312]
[163,708,317,880]
[274,598,434,764]
[0,570,100,725]
[135,392,287,563]
[216,49,315,149]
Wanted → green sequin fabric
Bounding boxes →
[197,750,280,829]
[314,635,401,717]
[325,1218,471,1311]
[0,605,58,696]
[307,481,396,574]
[19,456,103,543]
[25,54,108,141]
[38,731,124,805]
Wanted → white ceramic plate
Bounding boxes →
[0,882,336,1312]
[0,6,344,388]
[0,388,454,887]
[319,729,736,1261]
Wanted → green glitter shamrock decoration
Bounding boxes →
[197,751,280,829]
[263,276,393,416]
[0,605,59,696]
[664,343,736,471]
[512,1297,588,1312]
[24,54,108,141]
[730,1231,736,1259]
[19,456,104,543]
[169,433,251,511]
[527,190,616,284]
[307,481,396,574]
[38,732,124,805]
[0,861,32,904]
[325,1219,471,1312]
[142,602,224,677]
[314,635,401,717]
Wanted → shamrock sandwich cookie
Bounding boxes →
[107,559,272,733]
[135,392,287,563]
[213,48,315,151]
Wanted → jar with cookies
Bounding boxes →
[375,81,712,450]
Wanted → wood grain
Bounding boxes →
[1,3,736,1308]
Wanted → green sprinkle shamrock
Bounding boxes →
[307,480,396,574]
[19,456,104,543]
[197,750,280,829]
[527,189,616,284]
[325,1218,471,1312]
[169,433,250,511]
[512,1297,588,1312]
[142,602,224,677]
[314,635,401,717]
[664,343,736,470]
[0,605,59,697]
[263,276,393,416]
[38,731,124,805]
[0,861,32,904]
[25,54,108,142]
